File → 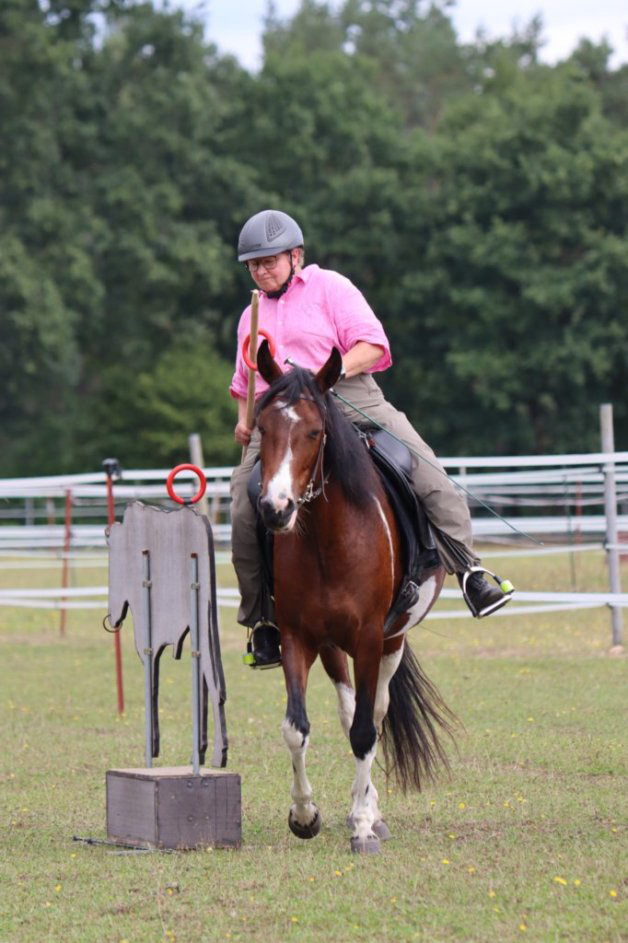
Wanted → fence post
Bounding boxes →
[59,489,72,636]
[188,433,210,519]
[600,404,623,648]
[103,458,125,715]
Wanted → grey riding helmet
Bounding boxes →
[237,210,304,262]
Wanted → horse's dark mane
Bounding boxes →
[256,367,379,508]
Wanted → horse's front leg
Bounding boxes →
[281,634,321,840]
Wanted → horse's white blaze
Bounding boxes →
[282,405,300,422]
[334,682,356,738]
[282,718,317,825]
[373,496,395,597]
[273,399,300,423]
[265,403,302,526]
[266,442,294,510]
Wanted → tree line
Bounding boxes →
[1,0,627,475]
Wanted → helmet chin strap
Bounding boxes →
[265,252,297,299]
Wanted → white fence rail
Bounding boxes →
[0,450,625,640]
[2,585,628,621]
[1,452,627,549]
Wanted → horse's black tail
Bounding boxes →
[380,641,458,793]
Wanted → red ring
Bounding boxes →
[166,464,207,505]
[242,329,276,371]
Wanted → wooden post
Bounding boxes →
[242,290,260,462]
[600,404,623,649]
[188,434,210,518]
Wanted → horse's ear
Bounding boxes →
[257,339,283,386]
[314,347,343,394]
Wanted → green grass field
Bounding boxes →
[0,548,626,943]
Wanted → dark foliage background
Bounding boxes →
[1,0,626,474]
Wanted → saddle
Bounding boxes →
[247,427,441,636]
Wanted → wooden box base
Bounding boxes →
[106,767,241,850]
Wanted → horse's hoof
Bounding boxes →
[288,808,321,840]
[351,834,381,854]
[347,816,391,841]
[372,819,392,841]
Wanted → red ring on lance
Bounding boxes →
[166,464,207,505]
[242,329,276,371]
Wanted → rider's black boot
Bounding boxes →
[243,621,282,668]
[460,568,514,618]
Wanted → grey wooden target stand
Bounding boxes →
[105,465,241,850]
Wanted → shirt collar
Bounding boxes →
[293,263,317,285]
[260,264,317,300]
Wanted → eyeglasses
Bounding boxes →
[245,255,282,273]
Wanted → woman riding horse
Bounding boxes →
[253,340,455,852]
[230,209,513,668]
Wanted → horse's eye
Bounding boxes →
[258,425,265,436]
[308,429,322,440]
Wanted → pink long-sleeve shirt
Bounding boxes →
[230,264,392,400]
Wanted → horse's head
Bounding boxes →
[255,341,342,532]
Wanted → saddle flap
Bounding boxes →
[367,432,437,560]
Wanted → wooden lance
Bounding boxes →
[242,289,260,461]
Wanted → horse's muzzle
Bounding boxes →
[259,496,297,533]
